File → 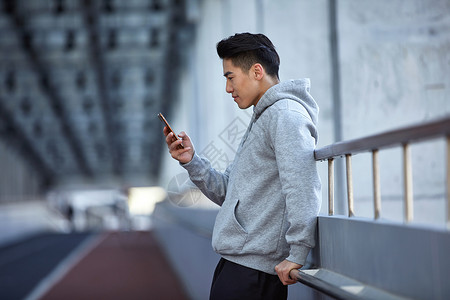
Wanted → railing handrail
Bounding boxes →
[312,115,450,227]
[289,269,408,300]
[314,116,450,161]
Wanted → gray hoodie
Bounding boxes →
[182,79,321,275]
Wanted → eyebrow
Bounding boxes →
[223,71,233,77]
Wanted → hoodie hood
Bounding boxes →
[253,79,319,127]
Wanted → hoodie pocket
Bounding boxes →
[212,199,248,253]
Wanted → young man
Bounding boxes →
[163,33,321,300]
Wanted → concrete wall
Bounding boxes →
[337,0,450,225]
[316,216,450,299]
[339,0,450,135]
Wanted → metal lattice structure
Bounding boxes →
[0,0,193,188]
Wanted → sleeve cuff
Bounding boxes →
[180,153,206,178]
[286,244,311,266]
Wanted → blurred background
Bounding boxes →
[0,0,449,299]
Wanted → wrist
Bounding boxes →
[180,151,196,167]
[180,151,194,165]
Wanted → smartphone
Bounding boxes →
[157,113,184,149]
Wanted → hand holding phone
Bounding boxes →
[158,113,184,149]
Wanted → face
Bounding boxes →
[222,59,262,109]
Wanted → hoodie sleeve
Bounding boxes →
[269,104,321,265]
[181,153,232,206]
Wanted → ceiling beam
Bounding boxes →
[5,4,93,177]
[82,1,121,176]
[0,99,54,188]
[153,1,192,178]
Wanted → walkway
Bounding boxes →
[40,231,188,300]
[0,232,92,300]
[0,231,189,300]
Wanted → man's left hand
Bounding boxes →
[275,259,302,285]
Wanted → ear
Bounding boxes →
[252,63,264,80]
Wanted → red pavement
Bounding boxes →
[40,231,189,300]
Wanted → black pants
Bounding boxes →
[209,258,287,300]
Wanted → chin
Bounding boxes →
[237,102,250,109]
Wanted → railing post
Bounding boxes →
[372,149,381,219]
[345,154,354,217]
[403,143,413,223]
[446,136,450,230]
[328,158,334,216]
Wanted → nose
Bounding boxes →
[226,81,233,94]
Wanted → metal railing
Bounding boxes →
[314,116,450,228]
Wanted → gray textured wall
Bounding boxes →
[336,0,450,224]
[317,216,450,299]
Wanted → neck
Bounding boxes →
[265,75,280,90]
[257,75,279,103]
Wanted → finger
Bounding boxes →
[278,272,296,285]
[276,270,295,285]
[284,278,297,286]
[178,132,192,148]
[171,143,191,154]
[166,132,178,147]
[278,277,295,286]
[169,138,184,152]
[165,131,173,145]
[282,275,294,285]
[163,126,170,136]
[178,131,188,139]
[173,147,191,158]
[286,269,299,285]
[289,269,299,281]
[170,147,192,163]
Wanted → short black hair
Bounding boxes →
[217,33,280,79]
